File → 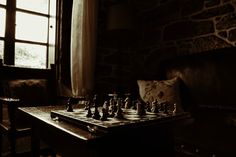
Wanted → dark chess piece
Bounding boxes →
[124,96,131,109]
[136,98,146,116]
[151,99,159,113]
[100,108,108,121]
[92,94,101,120]
[114,98,124,119]
[92,106,101,120]
[66,98,74,112]
[86,101,92,117]
[163,102,169,114]
[146,102,151,112]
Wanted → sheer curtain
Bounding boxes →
[70,0,98,97]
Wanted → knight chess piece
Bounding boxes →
[124,95,131,109]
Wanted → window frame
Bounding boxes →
[1,0,57,69]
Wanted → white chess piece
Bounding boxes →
[172,103,177,115]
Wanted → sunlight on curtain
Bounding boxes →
[71,0,97,97]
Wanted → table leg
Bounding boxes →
[31,123,40,157]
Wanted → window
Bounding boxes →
[0,0,57,69]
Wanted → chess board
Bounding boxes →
[50,107,189,134]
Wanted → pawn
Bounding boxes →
[136,99,146,116]
[100,108,108,121]
[146,102,151,112]
[92,107,101,120]
[151,99,159,113]
[66,98,74,112]
[172,103,177,115]
[86,102,92,118]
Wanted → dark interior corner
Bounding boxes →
[1,0,236,156]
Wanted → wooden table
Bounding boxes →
[18,105,191,157]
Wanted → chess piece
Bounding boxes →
[172,103,177,115]
[146,101,151,112]
[151,99,159,113]
[100,108,108,121]
[66,98,74,112]
[86,101,92,117]
[124,96,131,109]
[92,106,101,120]
[92,94,101,120]
[114,98,124,119]
[163,102,169,114]
[136,98,146,115]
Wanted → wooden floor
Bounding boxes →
[1,135,60,157]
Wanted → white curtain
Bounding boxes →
[70,0,98,97]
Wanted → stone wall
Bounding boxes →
[95,0,236,95]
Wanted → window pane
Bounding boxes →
[0,8,6,37]
[16,12,48,43]
[0,0,6,5]
[0,40,3,59]
[16,0,48,14]
[15,42,46,69]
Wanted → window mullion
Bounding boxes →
[4,0,16,65]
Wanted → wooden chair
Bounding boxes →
[0,66,58,157]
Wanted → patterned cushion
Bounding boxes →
[3,79,51,106]
[137,77,183,113]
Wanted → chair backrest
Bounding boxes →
[0,65,56,106]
